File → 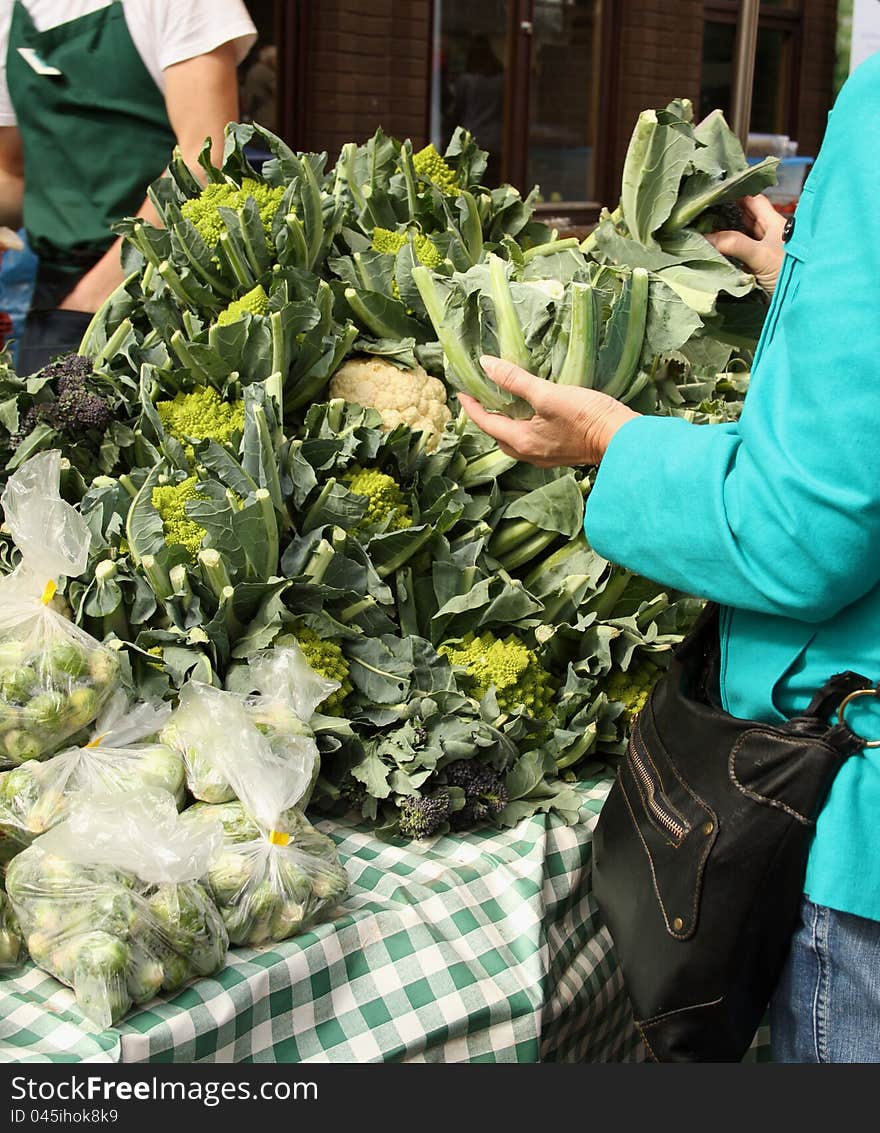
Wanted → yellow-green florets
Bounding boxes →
[151,476,208,559]
[216,283,269,327]
[412,144,458,196]
[439,631,557,718]
[280,628,353,715]
[156,387,245,455]
[604,660,662,723]
[371,227,443,270]
[180,178,284,248]
[344,467,413,531]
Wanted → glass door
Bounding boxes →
[431,0,605,211]
[526,0,601,204]
[432,0,509,187]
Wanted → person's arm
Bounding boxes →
[463,61,880,623]
[0,125,23,230]
[59,41,240,313]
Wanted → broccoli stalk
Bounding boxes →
[411,265,533,419]
[555,281,600,388]
[599,267,649,401]
[487,253,531,371]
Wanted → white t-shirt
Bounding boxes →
[0,0,258,125]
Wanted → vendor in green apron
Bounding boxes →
[0,0,256,373]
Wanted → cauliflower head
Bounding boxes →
[328,357,452,452]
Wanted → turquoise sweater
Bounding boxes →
[584,54,880,923]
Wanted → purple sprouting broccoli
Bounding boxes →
[443,760,509,831]
[397,789,453,840]
[14,354,112,445]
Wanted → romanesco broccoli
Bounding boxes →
[412,144,458,196]
[151,476,208,559]
[397,789,452,840]
[180,178,284,248]
[216,283,269,327]
[604,660,662,723]
[344,467,413,531]
[278,628,352,715]
[371,227,442,270]
[156,387,245,455]
[439,631,557,718]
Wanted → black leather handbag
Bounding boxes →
[592,604,874,1063]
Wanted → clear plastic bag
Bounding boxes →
[0,693,185,863]
[5,790,227,1028]
[164,644,333,805]
[0,883,24,969]
[183,801,349,946]
[175,688,348,946]
[0,452,120,766]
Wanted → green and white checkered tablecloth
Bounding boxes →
[0,776,769,1063]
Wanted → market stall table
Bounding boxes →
[0,776,769,1063]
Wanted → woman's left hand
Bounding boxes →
[458,355,639,468]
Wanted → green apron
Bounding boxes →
[7,0,175,271]
[6,1,176,369]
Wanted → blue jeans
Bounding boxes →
[771,897,880,1062]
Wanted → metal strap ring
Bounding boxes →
[837,687,880,747]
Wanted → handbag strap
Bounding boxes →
[797,671,877,756]
[677,602,874,756]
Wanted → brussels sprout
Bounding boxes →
[0,890,23,968]
[25,930,54,968]
[3,729,42,764]
[87,649,120,687]
[92,889,139,938]
[137,745,186,803]
[189,930,227,976]
[126,953,164,1003]
[66,686,99,730]
[45,640,89,681]
[160,952,191,992]
[0,642,27,669]
[0,665,38,705]
[71,931,132,1027]
[270,900,305,940]
[27,691,67,729]
[205,850,250,903]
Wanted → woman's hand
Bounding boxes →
[705,194,786,296]
[458,356,639,468]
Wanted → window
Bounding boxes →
[701,1,802,136]
[431,0,605,212]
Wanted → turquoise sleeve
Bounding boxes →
[585,54,880,623]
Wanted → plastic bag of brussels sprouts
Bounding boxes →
[0,452,120,767]
[163,645,331,805]
[5,790,227,1029]
[175,690,348,946]
[0,693,185,863]
[182,800,349,947]
[0,883,24,968]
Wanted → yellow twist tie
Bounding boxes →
[41,580,57,606]
[84,733,108,750]
[268,829,290,847]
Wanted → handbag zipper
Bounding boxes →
[628,728,690,843]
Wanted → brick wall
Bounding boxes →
[610,0,705,192]
[599,1,839,205]
[298,0,432,160]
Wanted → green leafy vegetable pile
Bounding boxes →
[0,102,769,847]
